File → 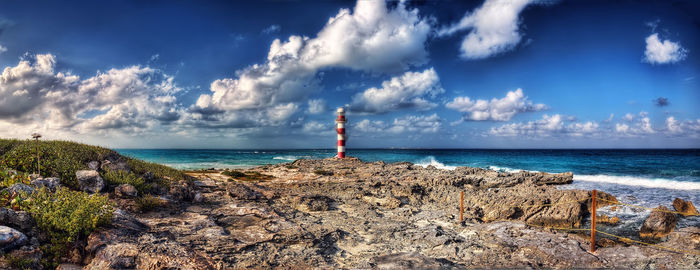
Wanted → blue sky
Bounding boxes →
[0,0,698,149]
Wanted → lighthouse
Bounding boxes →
[335,107,347,158]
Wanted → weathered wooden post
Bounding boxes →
[591,189,597,253]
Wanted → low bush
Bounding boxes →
[136,194,164,212]
[0,139,193,190]
[102,170,146,192]
[3,254,34,270]
[222,170,247,178]
[25,187,113,242]
[223,170,273,181]
[24,187,113,267]
[0,140,112,189]
[0,166,30,189]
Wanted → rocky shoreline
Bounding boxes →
[2,156,699,269]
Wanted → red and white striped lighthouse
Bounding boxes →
[335,107,347,158]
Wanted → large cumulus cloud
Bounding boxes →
[446,88,547,122]
[0,54,182,136]
[194,0,432,125]
[349,68,443,114]
[438,0,537,59]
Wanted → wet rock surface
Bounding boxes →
[673,197,699,216]
[639,206,679,240]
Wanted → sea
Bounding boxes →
[117,148,699,233]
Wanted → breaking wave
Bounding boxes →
[415,156,457,170]
[573,174,700,190]
[272,156,299,161]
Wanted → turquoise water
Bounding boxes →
[117,149,699,226]
[116,149,699,184]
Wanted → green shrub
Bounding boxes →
[285,165,298,169]
[4,254,34,270]
[0,139,192,190]
[102,170,146,192]
[223,170,273,181]
[24,187,113,267]
[136,194,164,212]
[313,169,333,176]
[222,170,247,178]
[0,140,112,189]
[0,166,30,189]
[25,187,113,242]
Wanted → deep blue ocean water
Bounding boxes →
[117,149,699,230]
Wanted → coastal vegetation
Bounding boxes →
[0,139,190,189]
[136,194,164,212]
[102,169,147,193]
[27,188,113,266]
[223,169,274,181]
[0,139,195,268]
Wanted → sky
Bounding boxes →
[0,0,698,149]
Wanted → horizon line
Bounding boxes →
[114,147,700,151]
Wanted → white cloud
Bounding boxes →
[615,123,630,133]
[446,88,547,121]
[666,116,681,134]
[262,24,281,34]
[389,113,442,133]
[302,120,332,134]
[438,0,535,59]
[354,119,387,133]
[349,68,443,114]
[354,114,442,134]
[489,114,599,137]
[614,116,656,136]
[306,99,327,114]
[195,0,432,123]
[0,54,183,137]
[604,113,614,123]
[643,33,688,64]
[0,44,6,54]
[664,116,700,137]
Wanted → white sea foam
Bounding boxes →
[166,162,256,170]
[574,174,700,190]
[486,165,538,173]
[272,156,299,161]
[415,156,457,170]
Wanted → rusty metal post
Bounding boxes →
[460,191,464,223]
[591,189,597,253]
